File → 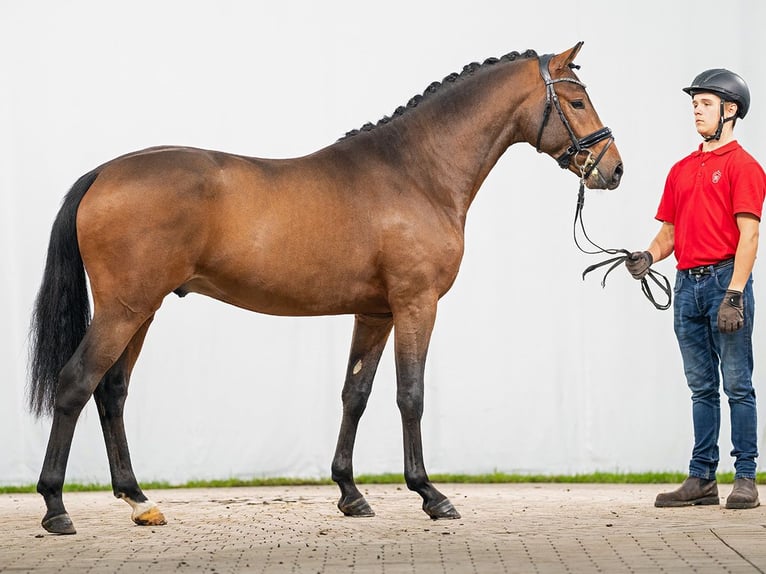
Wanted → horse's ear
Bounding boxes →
[551,41,584,71]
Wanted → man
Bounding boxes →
[626,69,766,509]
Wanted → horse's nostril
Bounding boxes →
[613,162,624,185]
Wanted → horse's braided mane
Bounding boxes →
[340,49,538,140]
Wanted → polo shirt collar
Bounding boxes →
[694,139,741,157]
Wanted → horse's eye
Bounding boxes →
[571,100,585,110]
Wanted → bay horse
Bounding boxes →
[28,42,622,534]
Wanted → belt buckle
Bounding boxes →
[689,265,710,276]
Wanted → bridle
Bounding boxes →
[535,53,613,178]
[535,53,672,311]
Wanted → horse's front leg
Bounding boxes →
[393,298,460,520]
[332,313,393,517]
[93,316,166,527]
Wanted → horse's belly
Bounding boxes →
[180,265,390,317]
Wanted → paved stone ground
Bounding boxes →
[2,483,766,573]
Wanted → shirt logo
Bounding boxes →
[712,170,722,184]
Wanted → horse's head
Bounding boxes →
[532,42,623,190]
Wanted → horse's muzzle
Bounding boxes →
[583,157,623,190]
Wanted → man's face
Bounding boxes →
[691,92,737,138]
[691,92,722,138]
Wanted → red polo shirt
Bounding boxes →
[655,140,766,270]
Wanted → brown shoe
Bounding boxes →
[655,477,719,507]
[725,478,760,509]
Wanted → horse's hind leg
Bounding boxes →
[332,313,393,517]
[93,315,166,527]
[37,313,148,535]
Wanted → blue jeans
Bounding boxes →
[673,261,758,480]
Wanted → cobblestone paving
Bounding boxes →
[2,483,766,573]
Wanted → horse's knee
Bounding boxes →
[342,395,368,420]
[396,387,424,418]
[341,383,372,418]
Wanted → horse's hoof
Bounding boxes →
[41,512,77,535]
[132,505,167,526]
[338,496,375,517]
[425,498,461,520]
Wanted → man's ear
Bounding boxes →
[726,101,739,120]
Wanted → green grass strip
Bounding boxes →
[2,471,761,494]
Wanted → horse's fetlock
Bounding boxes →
[112,481,144,502]
[331,470,351,485]
[36,480,58,498]
[404,473,428,491]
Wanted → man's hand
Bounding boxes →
[626,251,653,280]
[718,289,744,333]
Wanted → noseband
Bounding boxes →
[535,53,614,179]
[534,53,671,310]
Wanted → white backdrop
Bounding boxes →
[3,0,766,486]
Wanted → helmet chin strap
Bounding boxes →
[703,100,736,141]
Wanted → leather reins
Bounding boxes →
[575,187,672,311]
[536,53,672,311]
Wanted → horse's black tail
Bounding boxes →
[28,169,101,418]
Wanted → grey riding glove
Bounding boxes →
[717,289,744,333]
[626,251,653,280]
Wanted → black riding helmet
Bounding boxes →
[683,68,750,118]
[682,69,750,140]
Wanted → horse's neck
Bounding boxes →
[368,62,535,221]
